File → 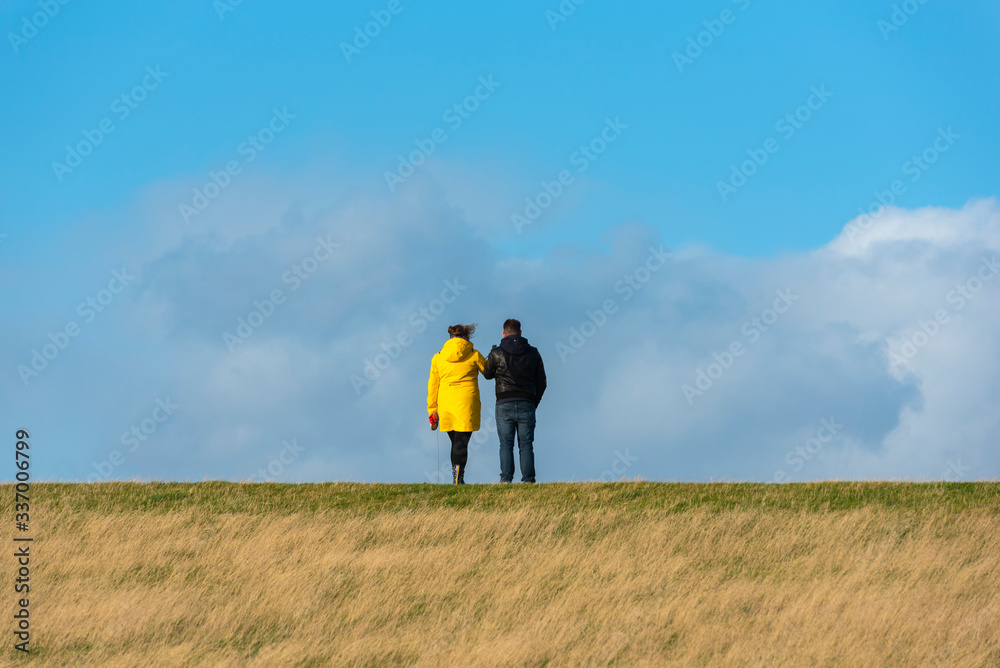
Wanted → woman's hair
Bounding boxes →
[447,323,477,339]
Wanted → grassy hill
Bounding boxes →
[8,482,1000,666]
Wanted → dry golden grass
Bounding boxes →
[6,482,1000,666]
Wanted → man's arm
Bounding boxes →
[482,347,498,380]
[534,350,546,405]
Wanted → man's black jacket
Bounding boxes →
[482,335,547,405]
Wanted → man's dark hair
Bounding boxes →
[502,318,521,335]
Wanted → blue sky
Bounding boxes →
[3,1,999,483]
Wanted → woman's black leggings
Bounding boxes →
[447,431,471,469]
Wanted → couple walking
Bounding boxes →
[427,319,546,485]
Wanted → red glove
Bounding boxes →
[429,413,439,431]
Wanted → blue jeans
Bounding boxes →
[496,401,536,483]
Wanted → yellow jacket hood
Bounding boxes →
[441,337,474,363]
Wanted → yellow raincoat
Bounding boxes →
[427,337,487,432]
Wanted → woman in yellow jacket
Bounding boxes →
[427,324,487,484]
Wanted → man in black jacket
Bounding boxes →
[482,318,546,483]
